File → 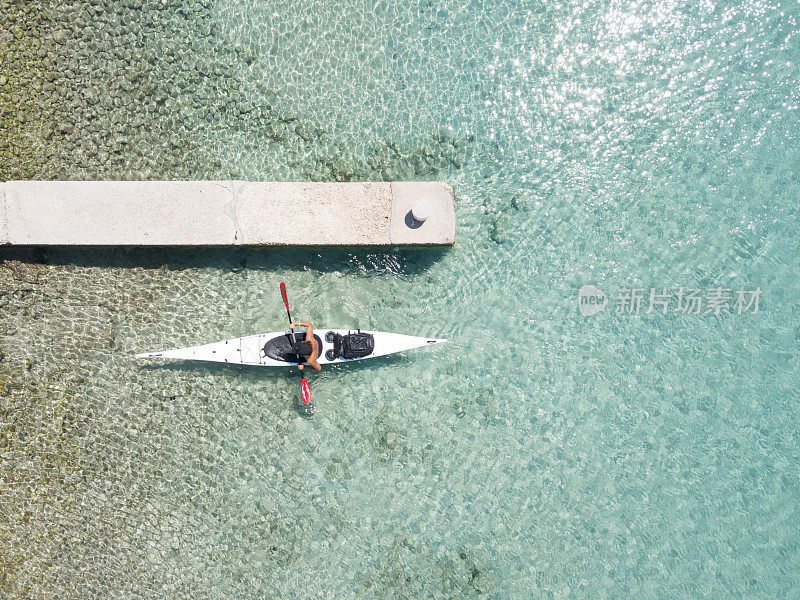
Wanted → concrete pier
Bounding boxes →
[0,181,455,246]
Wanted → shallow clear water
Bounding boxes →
[1,0,799,598]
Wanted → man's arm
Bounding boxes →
[291,321,314,340]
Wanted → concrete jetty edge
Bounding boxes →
[0,181,455,247]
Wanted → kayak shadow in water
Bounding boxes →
[136,351,430,418]
[136,350,409,376]
[1,246,449,277]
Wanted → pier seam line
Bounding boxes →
[217,180,245,245]
[233,180,248,245]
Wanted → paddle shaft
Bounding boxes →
[281,283,314,414]
[280,282,294,334]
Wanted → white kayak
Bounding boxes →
[135,329,446,367]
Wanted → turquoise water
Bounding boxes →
[2,0,800,597]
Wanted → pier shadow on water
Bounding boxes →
[0,245,449,278]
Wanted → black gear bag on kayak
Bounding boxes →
[326,331,375,360]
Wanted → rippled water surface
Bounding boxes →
[1,0,799,598]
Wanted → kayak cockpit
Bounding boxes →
[262,332,323,363]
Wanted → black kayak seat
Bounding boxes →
[263,332,323,363]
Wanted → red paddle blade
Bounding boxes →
[280,282,289,308]
[301,378,311,405]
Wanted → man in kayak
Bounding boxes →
[290,321,322,371]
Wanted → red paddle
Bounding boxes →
[281,282,314,415]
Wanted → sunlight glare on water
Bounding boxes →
[0,0,799,598]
